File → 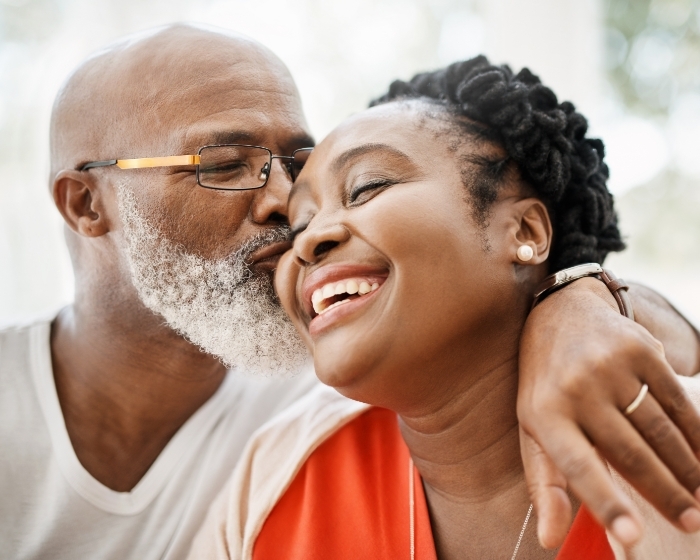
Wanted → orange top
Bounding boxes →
[253,407,614,560]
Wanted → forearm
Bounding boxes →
[627,282,700,376]
[565,278,700,376]
[520,275,700,547]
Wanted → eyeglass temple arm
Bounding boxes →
[80,160,118,171]
[271,148,313,162]
[80,155,201,171]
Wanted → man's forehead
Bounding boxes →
[134,36,310,151]
[74,26,311,160]
[178,108,314,153]
[148,63,305,131]
[180,122,315,155]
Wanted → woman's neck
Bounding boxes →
[399,354,522,498]
[398,354,554,560]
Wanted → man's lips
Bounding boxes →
[248,240,292,271]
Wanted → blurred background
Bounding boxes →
[0,0,698,325]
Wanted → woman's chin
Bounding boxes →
[313,359,363,391]
[313,348,381,398]
[313,351,411,412]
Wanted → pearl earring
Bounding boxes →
[517,245,534,262]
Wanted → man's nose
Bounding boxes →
[250,158,292,225]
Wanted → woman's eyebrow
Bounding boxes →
[331,143,412,173]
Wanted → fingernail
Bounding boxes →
[680,508,700,532]
[611,515,642,545]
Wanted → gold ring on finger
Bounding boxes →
[624,384,649,416]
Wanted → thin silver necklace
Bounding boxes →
[408,458,533,560]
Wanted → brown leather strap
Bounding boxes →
[531,264,635,321]
[598,269,634,320]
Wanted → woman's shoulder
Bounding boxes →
[253,406,425,560]
[237,382,370,466]
[188,383,370,560]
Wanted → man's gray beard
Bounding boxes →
[116,185,309,377]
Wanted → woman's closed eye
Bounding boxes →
[348,179,396,205]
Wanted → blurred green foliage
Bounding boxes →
[604,0,700,116]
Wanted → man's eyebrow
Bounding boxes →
[205,130,256,145]
[186,130,315,150]
[291,134,316,149]
[331,143,412,173]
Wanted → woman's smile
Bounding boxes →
[301,264,388,336]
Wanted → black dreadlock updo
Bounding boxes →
[370,55,625,271]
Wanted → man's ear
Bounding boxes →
[511,198,552,265]
[52,170,110,238]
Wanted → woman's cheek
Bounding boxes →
[274,252,300,320]
[274,252,316,353]
[359,192,463,269]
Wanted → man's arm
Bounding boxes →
[628,282,700,376]
[517,278,700,549]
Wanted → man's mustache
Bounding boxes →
[236,225,292,277]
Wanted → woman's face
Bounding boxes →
[275,102,546,411]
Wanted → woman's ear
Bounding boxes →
[511,198,552,266]
[52,170,110,238]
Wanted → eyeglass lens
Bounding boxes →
[289,148,313,181]
[198,145,271,190]
[198,145,313,191]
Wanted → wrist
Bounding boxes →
[519,275,627,390]
[532,264,633,320]
[537,276,619,315]
[566,277,619,310]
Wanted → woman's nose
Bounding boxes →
[294,221,351,265]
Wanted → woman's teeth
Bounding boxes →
[311,279,380,315]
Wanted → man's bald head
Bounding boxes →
[50,24,301,178]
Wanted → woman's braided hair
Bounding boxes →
[370,55,625,271]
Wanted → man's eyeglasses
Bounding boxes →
[79,144,314,191]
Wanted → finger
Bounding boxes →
[625,388,700,500]
[520,426,573,548]
[587,404,700,533]
[530,419,644,547]
[636,348,700,455]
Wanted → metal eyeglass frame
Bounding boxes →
[78,144,314,191]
